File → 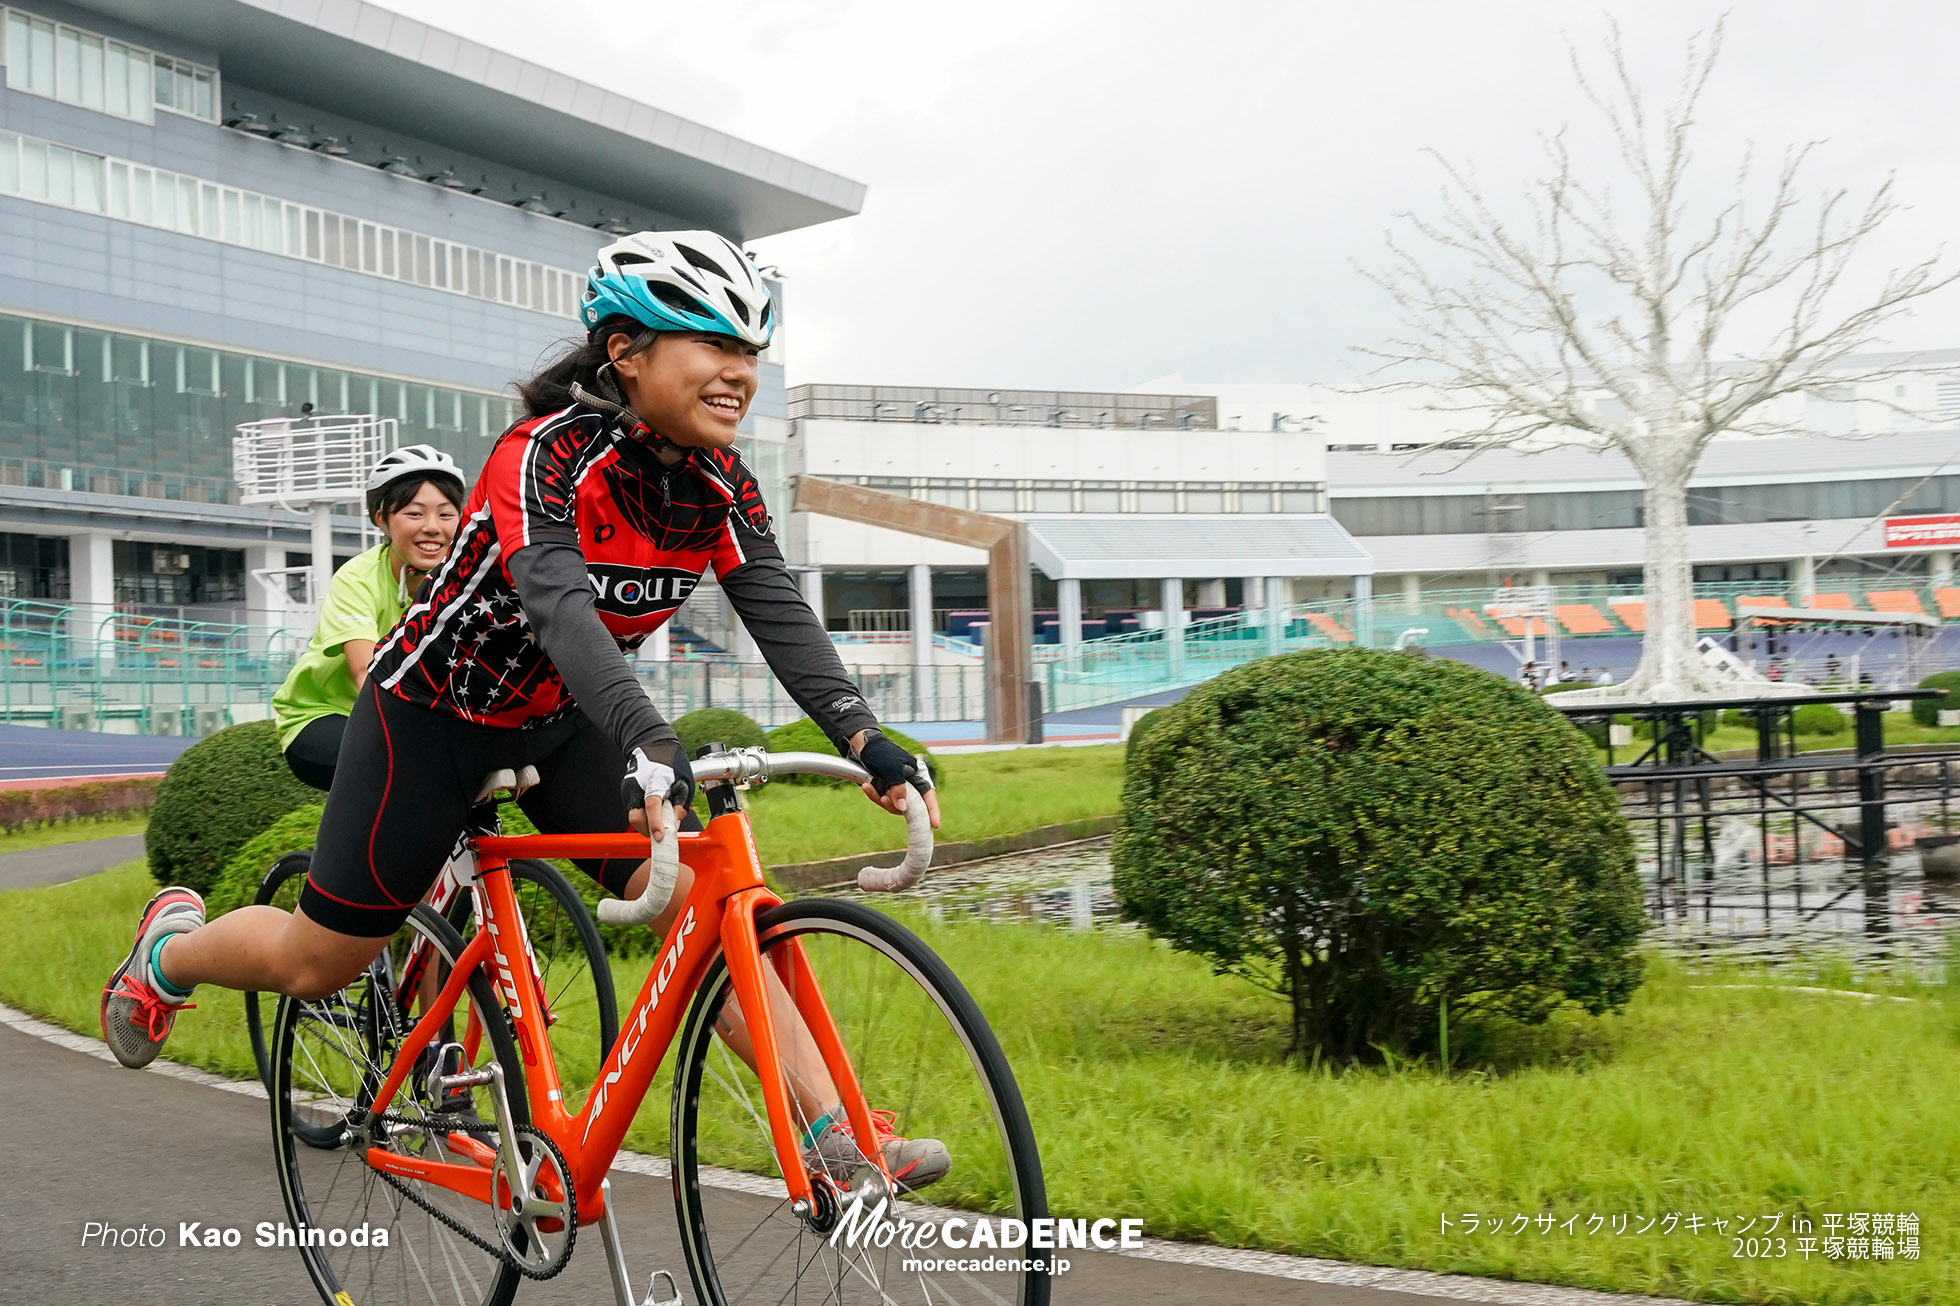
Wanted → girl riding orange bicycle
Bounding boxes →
[103,230,945,1181]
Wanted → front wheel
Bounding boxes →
[670,898,1048,1306]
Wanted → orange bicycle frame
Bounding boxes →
[361,804,884,1225]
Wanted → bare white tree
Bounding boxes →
[1364,19,1953,700]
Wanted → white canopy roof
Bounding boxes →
[1024,515,1372,580]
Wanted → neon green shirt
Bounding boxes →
[272,543,411,751]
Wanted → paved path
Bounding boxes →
[0,833,145,890]
[0,1003,1693,1306]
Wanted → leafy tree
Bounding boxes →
[1114,649,1645,1062]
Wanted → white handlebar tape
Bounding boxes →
[596,800,681,926]
[856,793,935,892]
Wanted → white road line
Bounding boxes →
[0,1000,1694,1305]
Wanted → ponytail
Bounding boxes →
[515,317,658,417]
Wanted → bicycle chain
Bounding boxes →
[363,1112,577,1281]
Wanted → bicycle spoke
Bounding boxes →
[672,901,1046,1306]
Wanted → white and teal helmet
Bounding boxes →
[579,230,774,349]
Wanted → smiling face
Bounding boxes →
[609,330,759,450]
[378,478,461,574]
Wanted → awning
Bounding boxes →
[1024,515,1373,580]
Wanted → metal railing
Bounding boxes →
[0,455,238,503]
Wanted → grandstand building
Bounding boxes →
[0,0,853,629]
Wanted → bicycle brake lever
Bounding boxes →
[855,791,934,892]
[596,801,681,926]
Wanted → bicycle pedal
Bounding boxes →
[639,1269,682,1306]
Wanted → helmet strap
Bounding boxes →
[570,376,684,460]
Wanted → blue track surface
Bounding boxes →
[0,724,197,783]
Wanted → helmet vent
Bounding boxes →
[674,243,731,281]
[649,282,709,319]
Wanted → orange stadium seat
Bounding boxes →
[1307,612,1354,643]
[1609,598,1646,631]
[1694,599,1732,630]
[1867,589,1928,616]
[1935,588,1960,619]
[1809,593,1855,610]
[1448,607,1492,640]
[1554,604,1612,635]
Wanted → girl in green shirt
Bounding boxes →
[271,446,466,789]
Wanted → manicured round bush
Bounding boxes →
[1911,670,1960,727]
[673,708,767,758]
[1792,703,1848,736]
[1124,706,1177,764]
[148,721,319,897]
[207,804,326,918]
[1114,649,1645,1063]
[763,718,943,789]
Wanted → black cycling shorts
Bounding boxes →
[298,680,645,937]
[284,713,347,792]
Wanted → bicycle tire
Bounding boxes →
[470,858,619,1092]
[270,904,528,1306]
[669,898,1049,1306]
[244,849,314,1091]
[246,853,619,1099]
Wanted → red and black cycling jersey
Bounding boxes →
[371,403,877,756]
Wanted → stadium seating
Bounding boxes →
[1609,598,1646,631]
[1809,593,1855,610]
[1306,612,1354,643]
[1936,588,1960,619]
[1694,598,1732,630]
[1867,589,1928,616]
[1554,604,1612,635]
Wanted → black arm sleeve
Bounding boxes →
[719,554,879,750]
[505,527,676,757]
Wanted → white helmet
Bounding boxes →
[366,444,464,495]
[580,230,774,349]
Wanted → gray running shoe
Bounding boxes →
[100,886,204,1069]
[804,1109,951,1191]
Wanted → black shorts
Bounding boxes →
[284,713,347,792]
[298,680,644,937]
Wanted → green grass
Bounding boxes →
[0,811,150,854]
[8,860,1956,1304]
[1591,711,1960,762]
[745,744,1124,865]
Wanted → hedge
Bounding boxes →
[1792,703,1848,737]
[1114,649,1645,1063]
[673,709,767,758]
[0,776,160,832]
[147,721,318,898]
[1912,670,1960,727]
[1124,707,1177,764]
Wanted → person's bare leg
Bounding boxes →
[155,906,389,1002]
[620,857,839,1123]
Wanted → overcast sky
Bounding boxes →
[391,1,1960,393]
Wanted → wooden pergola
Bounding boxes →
[793,477,1035,743]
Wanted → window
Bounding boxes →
[152,53,217,122]
[0,124,583,319]
[1080,483,1120,512]
[1031,487,1072,512]
[1184,483,1225,512]
[1136,487,1176,512]
[3,10,159,123]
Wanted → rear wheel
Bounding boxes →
[247,852,618,1101]
[269,904,528,1306]
[670,898,1048,1306]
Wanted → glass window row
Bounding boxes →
[2,7,216,124]
[848,476,1328,514]
[0,310,519,505]
[1332,475,1960,536]
[0,126,584,319]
